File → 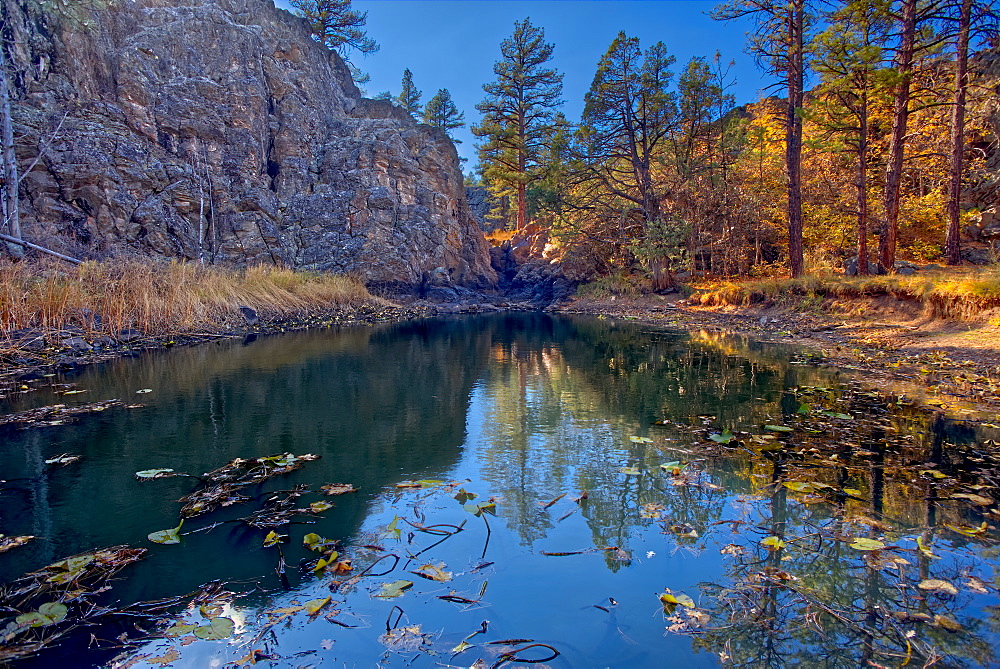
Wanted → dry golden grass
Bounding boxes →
[691,268,1000,321]
[0,258,374,336]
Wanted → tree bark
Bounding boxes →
[880,0,917,274]
[0,31,23,259]
[856,110,870,276]
[946,0,971,265]
[786,0,805,278]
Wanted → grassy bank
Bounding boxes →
[0,259,374,337]
[690,269,1000,321]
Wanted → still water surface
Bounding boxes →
[1,314,998,667]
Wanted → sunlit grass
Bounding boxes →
[0,259,374,336]
[690,268,1000,321]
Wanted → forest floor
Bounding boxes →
[561,292,1000,415]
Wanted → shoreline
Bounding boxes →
[3,292,999,418]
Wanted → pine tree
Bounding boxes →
[473,18,563,230]
[394,69,422,117]
[578,33,677,229]
[811,0,893,277]
[713,0,812,277]
[289,0,378,57]
[422,89,465,140]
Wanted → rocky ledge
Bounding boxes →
[7,0,496,291]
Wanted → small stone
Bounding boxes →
[62,336,93,352]
[239,306,259,325]
[118,329,143,343]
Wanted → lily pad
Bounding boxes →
[148,520,184,545]
[193,616,235,640]
[135,468,176,480]
[707,430,734,444]
[764,425,793,433]
[849,537,886,551]
[15,602,67,627]
[659,590,695,613]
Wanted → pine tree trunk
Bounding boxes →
[946,0,971,265]
[785,0,805,278]
[856,139,870,276]
[880,0,917,274]
[0,32,23,258]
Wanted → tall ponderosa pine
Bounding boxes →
[395,69,422,117]
[289,0,378,56]
[578,33,677,229]
[473,18,563,230]
[422,89,465,141]
[811,0,893,277]
[713,0,811,277]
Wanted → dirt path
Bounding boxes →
[560,294,1000,415]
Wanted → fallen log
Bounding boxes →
[0,232,82,264]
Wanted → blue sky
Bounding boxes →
[274,1,777,167]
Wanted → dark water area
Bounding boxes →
[1,314,998,667]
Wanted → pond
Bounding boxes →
[1,313,999,667]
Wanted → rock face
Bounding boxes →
[6,0,495,290]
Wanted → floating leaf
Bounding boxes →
[15,602,67,627]
[383,516,402,540]
[620,466,642,476]
[135,468,176,480]
[946,521,988,537]
[376,580,413,599]
[916,536,939,560]
[413,562,452,583]
[918,579,959,595]
[761,536,786,550]
[796,403,810,415]
[0,534,35,553]
[148,520,184,545]
[320,483,357,496]
[163,622,197,637]
[263,530,286,547]
[304,597,331,615]
[784,482,819,493]
[707,430,734,444]
[629,436,653,444]
[136,389,152,394]
[822,412,853,420]
[849,537,886,551]
[193,616,235,640]
[464,502,497,517]
[45,453,81,466]
[843,488,863,497]
[920,469,948,480]
[764,425,793,433]
[659,590,695,613]
[309,501,334,513]
[454,488,477,504]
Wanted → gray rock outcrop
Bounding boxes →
[6,0,495,290]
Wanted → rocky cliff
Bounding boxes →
[5,0,496,290]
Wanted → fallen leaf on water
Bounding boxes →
[0,534,34,553]
[945,521,988,537]
[761,536,786,550]
[263,530,286,547]
[321,483,357,496]
[135,468,176,480]
[45,453,81,466]
[620,467,642,476]
[375,580,413,599]
[136,389,152,394]
[304,597,331,616]
[918,579,959,595]
[629,436,652,443]
[659,589,695,613]
[309,501,334,513]
[412,562,452,583]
